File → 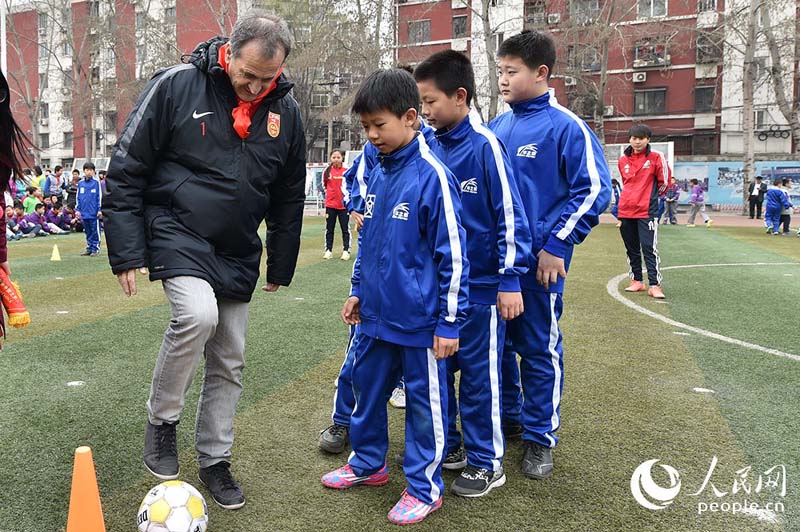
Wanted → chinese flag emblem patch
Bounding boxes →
[267,112,281,138]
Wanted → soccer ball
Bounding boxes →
[137,480,208,532]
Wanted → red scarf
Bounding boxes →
[218,42,284,139]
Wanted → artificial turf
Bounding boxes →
[0,219,796,531]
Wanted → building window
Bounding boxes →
[38,12,48,33]
[694,86,715,112]
[90,67,101,84]
[63,40,72,56]
[638,0,666,18]
[61,103,71,121]
[164,6,176,22]
[39,73,48,89]
[41,103,49,119]
[63,72,73,88]
[755,109,767,129]
[452,16,467,38]
[570,0,599,24]
[568,46,601,72]
[104,111,117,131]
[63,132,73,149]
[753,57,768,79]
[633,38,668,67]
[524,0,546,29]
[697,0,716,12]
[634,88,666,115]
[39,42,47,60]
[692,134,717,154]
[408,20,431,44]
[89,1,100,17]
[696,34,721,63]
[311,93,329,109]
[136,12,146,30]
[40,133,50,149]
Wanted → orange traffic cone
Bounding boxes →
[66,446,106,532]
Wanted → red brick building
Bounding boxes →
[395,0,472,66]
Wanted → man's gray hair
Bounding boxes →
[229,11,293,60]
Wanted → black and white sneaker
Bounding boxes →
[143,421,179,480]
[199,461,245,510]
[521,441,553,480]
[451,465,506,497]
[318,424,349,454]
[442,446,467,470]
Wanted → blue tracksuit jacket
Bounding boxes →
[76,176,102,219]
[350,133,469,347]
[433,110,532,303]
[343,121,437,214]
[766,187,792,212]
[489,90,612,293]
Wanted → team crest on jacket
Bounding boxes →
[643,160,651,169]
[516,143,538,159]
[460,178,478,194]
[364,194,376,218]
[392,202,410,220]
[267,112,281,137]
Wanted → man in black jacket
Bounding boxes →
[749,176,767,219]
[103,11,306,510]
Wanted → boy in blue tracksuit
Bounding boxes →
[489,31,611,479]
[76,161,102,256]
[414,50,532,497]
[765,178,792,235]
[318,121,438,454]
[321,69,469,526]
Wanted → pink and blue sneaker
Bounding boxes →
[387,489,442,525]
[321,463,389,489]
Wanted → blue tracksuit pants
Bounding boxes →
[501,339,522,425]
[506,289,564,448]
[445,304,506,471]
[84,217,100,253]
[349,335,447,504]
[331,325,359,427]
[766,208,782,234]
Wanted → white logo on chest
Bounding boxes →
[460,178,478,194]
[392,203,410,221]
[516,143,538,159]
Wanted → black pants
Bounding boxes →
[780,214,791,233]
[749,198,763,218]
[619,218,661,286]
[325,207,351,252]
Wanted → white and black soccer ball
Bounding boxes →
[137,480,208,532]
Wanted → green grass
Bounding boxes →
[0,220,797,531]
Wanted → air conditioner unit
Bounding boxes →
[61,87,71,96]
[564,76,577,86]
[547,13,561,24]
[603,105,614,117]
[38,27,47,36]
[451,38,468,52]
[633,72,647,83]
[40,118,49,127]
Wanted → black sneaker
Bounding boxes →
[199,461,245,510]
[521,442,553,479]
[451,465,506,497]
[143,421,179,480]
[442,446,467,470]
[318,424,349,454]
[502,421,524,440]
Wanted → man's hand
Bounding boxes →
[351,211,364,230]
[97,212,103,219]
[536,250,566,290]
[341,296,361,325]
[116,267,149,297]
[433,335,458,360]
[261,283,280,292]
[497,291,524,321]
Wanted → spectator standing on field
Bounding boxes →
[322,149,351,260]
[686,178,713,227]
[749,176,767,219]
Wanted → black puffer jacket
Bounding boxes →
[104,37,306,302]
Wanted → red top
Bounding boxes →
[617,146,671,219]
[323,165,348,209]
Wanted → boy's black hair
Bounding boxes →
[497,30,556,79]
[54,165,63,172]
[756,176,762,180]
[53,201,63,210]
[413,50,475,106]
[34,202,45,210]
[13,201,23,210]
[26,186,37,194]
[34,165,42,175]
[774,178,783,186]
[395,64,414,75]
[782,178,791,185]
[690,178,699,185]
[72,169,80,174]
[628,124,652,139]
[352,68,419,118]
[611,178,619,186]
[83,161,96,171]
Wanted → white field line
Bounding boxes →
[607,263,800,362]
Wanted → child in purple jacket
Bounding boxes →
[686,179,713,227]
[44,202,73,232]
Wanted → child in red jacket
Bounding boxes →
[322,149,351,260]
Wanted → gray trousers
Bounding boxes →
[687,203,709,224]
[147,276,250,468]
